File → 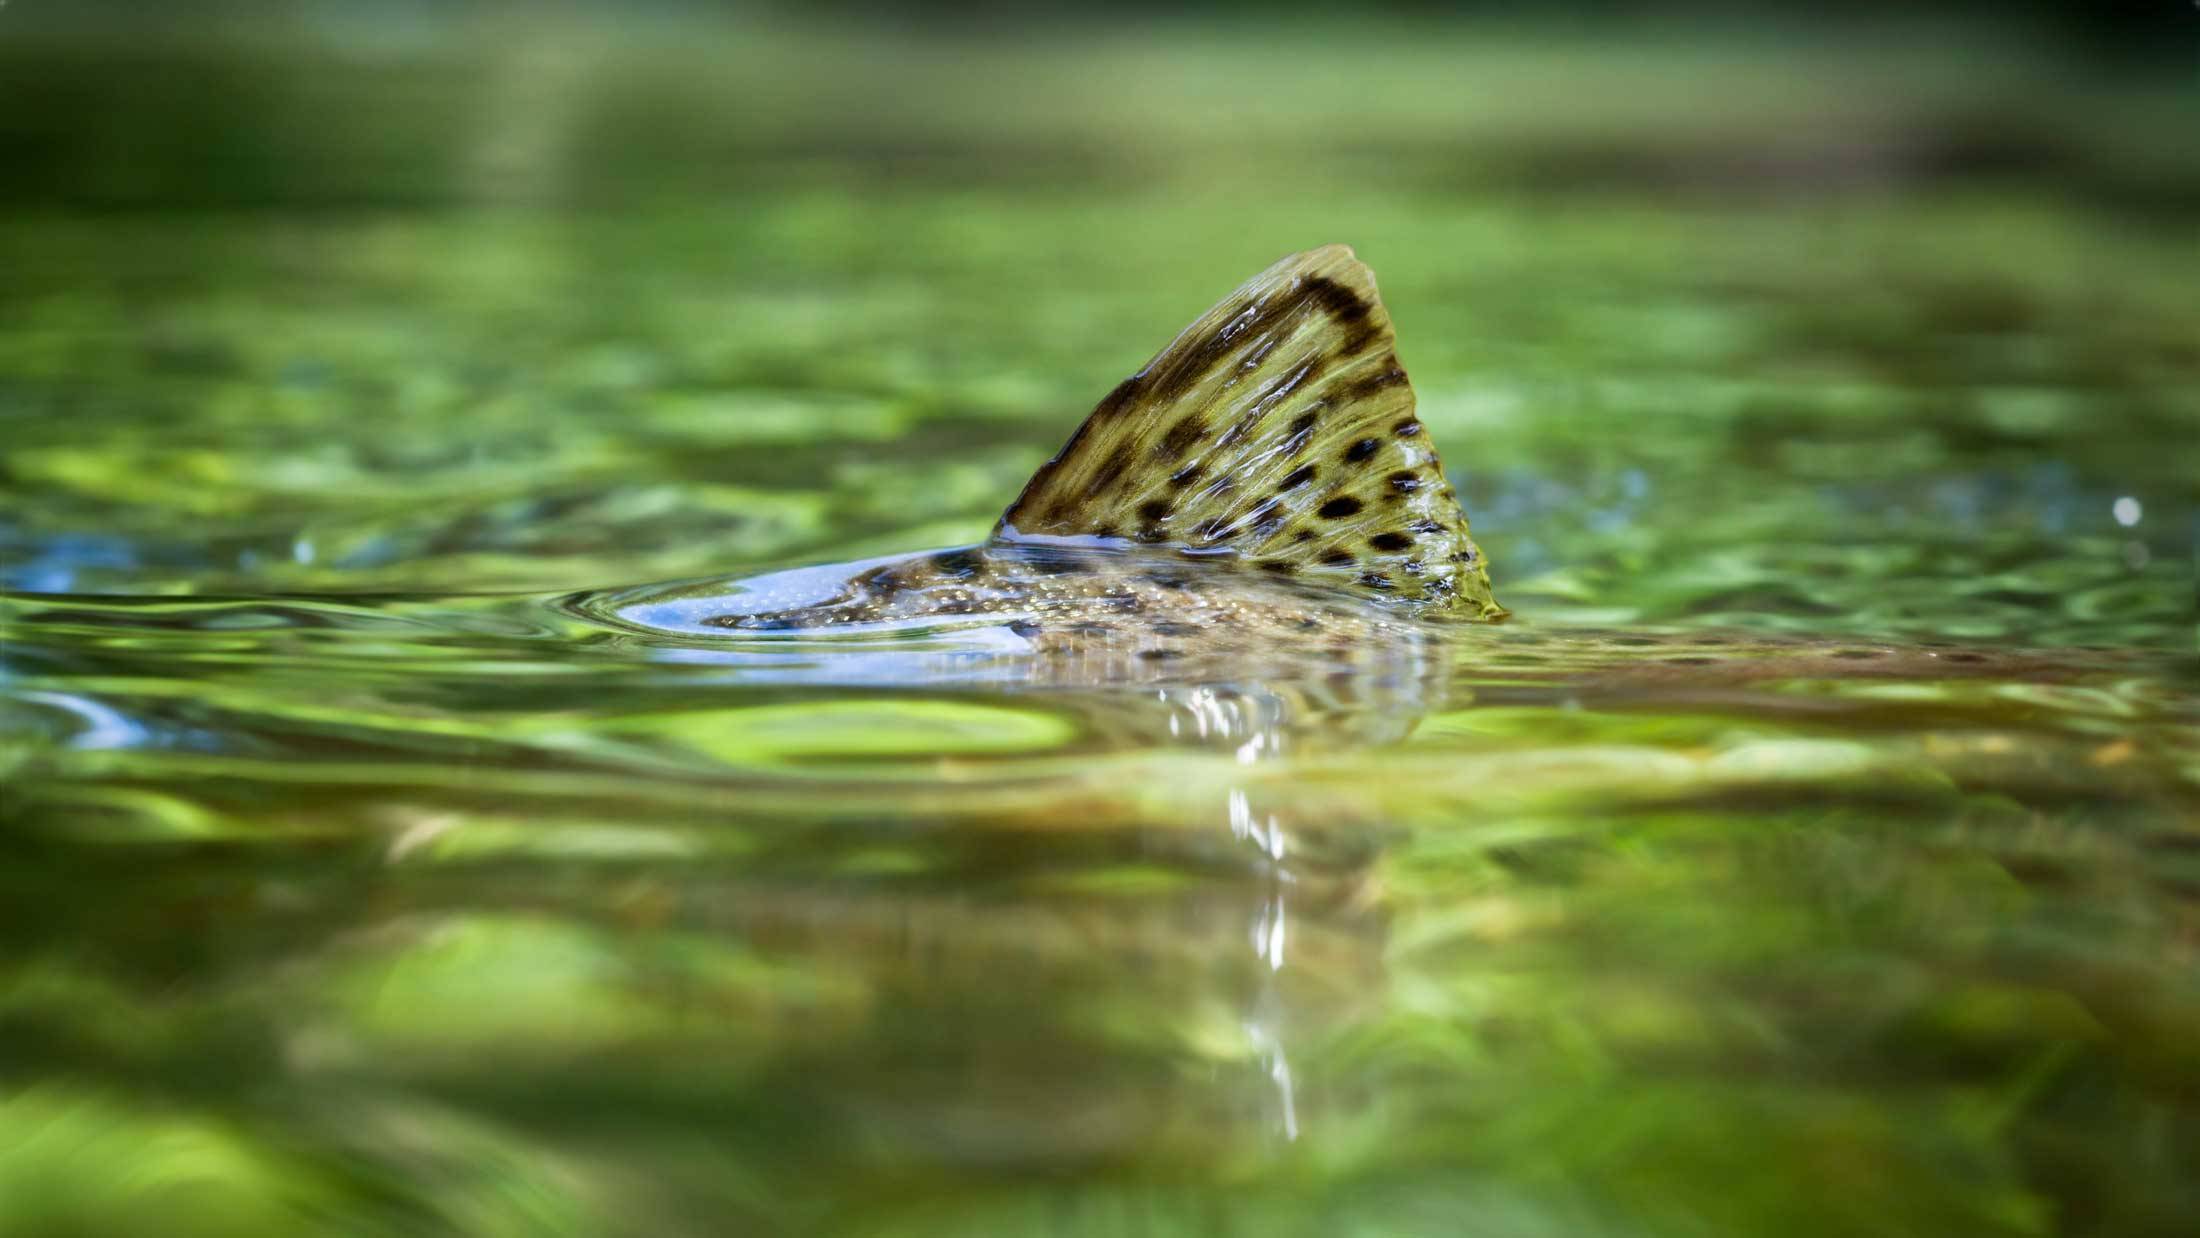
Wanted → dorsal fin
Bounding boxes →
[994,244,1503,620]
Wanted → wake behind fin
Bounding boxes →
[994,244,1503,619]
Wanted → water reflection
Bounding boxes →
[1237,787,1304,1140]
[1246,890,1302,1142]
[4,576,2197,1230]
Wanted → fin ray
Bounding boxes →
[995,244,1502,619]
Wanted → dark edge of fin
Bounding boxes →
[993,244,1503,620]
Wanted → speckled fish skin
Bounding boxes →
[644,541,1443,685]
[590,541,1453,749]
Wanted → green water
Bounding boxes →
[3,14,2198,1237]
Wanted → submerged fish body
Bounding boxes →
[607,542,1433,676]
[584,542,1456,749]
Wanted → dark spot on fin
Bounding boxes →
[1301,276,1372,326]
[1340,362,1407,403]
[1158,416,1206,459]
[1092,377,1143,419]
[1094,445,1135,492]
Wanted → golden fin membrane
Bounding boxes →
[994,244,1503,620]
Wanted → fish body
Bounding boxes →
[582,539,1454,749]
[593,245,1497,679]
[587,542,2120,694]
[601,542,1432,680]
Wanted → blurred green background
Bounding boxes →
[2,3,2197,1237]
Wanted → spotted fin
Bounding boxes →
[994,244,1503,619]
